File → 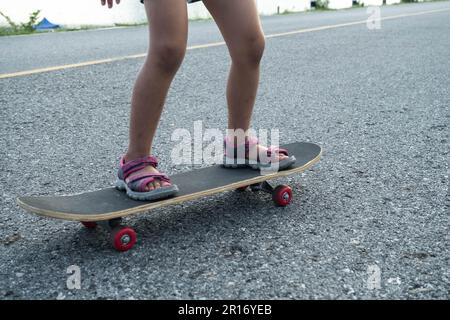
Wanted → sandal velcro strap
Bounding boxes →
[224,136,259,157]
[126,173,171,193]
[224,136,289,160]
[126,172,170,184]
[267,146,289,157]
[120,155,158,180]
[224,135,258,148]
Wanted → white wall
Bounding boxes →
[256,0,311,16]
[359,0,384,6]
[358,0,403,6]
[0,0,146,27]
[187,2,211,20]
[0,0,311,27]
[327,0,353,10]
[161,0,312,21]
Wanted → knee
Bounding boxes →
[150,42,186,74]
[231,34,265,68]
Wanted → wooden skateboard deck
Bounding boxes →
[17,142,321,251]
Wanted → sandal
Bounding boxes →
[115,155,178,201]
[223,136,296,171]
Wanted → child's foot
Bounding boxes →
[223,136,296,170]
[124,157,169,191]
[116,155,178,201]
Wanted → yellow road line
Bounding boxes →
[265,7,450,39]
[1,7,449,80]
[0,54,147,79]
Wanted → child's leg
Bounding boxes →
[125,0,188,190]
[203,0,287,161]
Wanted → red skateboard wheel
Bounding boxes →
[272,185,292,207]
[111,227,137,252]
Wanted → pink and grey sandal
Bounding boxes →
[115,155,178,201]
[223,136,296,171]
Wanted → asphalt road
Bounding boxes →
[1,1,449,299]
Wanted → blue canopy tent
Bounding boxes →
[33,18,59,30]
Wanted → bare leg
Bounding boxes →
[125,0,187,190]
[203,0,287,161]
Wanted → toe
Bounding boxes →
[161,181,171,187]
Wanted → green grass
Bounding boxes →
[0,26,96,36]
[114,22,148,27]
[279,9,300,15]
[0,10,40,36]
[0,27,34,36]
[0,25,141,37]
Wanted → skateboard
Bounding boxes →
[17,142,321,252]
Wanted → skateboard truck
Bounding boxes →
[237,181,293,207]
[81,218,137,252]
[81,181,293,252]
